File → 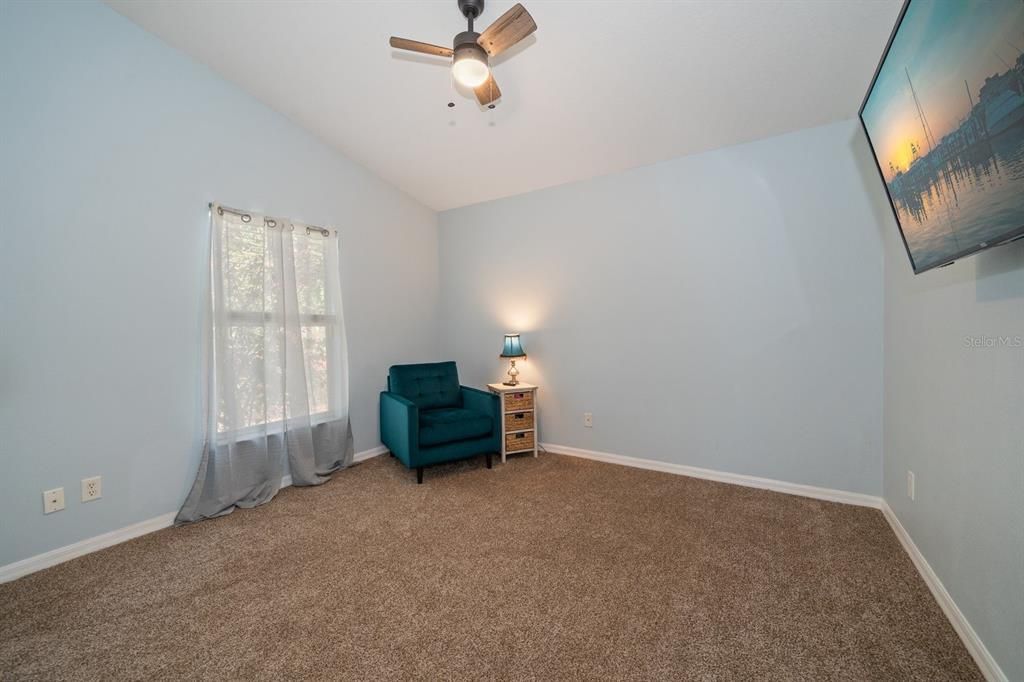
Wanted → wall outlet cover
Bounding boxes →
[81,476,102,502]
[583,412,593,428]
[907,470,915,501]
[43,488,65,514]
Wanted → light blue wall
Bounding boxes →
[873,170,1024,676]
[0,1,439,566]
[439,120,885,495]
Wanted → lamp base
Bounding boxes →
[502,358,520,386]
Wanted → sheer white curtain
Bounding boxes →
[177,205,353,523]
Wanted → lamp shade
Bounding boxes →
[500,333,526,358]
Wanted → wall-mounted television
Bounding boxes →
[859,0,1024,274]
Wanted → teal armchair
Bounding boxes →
[380,361,500,483]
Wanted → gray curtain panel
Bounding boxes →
[176,205,354,524]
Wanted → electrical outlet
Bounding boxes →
[907,471,915,501]
[583,412,593,428]
[43,488,65,514]
[81,476,102,502]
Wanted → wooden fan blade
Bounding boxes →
[474,73,502,106]
[389,37,453,58]
[477,3,537,57]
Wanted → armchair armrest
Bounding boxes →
[460,385,498,413]
[460,386,500,434]
[380,391,418,466]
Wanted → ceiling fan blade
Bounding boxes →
[477,3,537,57]
[474,73,502,106]
[389,37,454,58]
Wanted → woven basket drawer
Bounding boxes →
[504,391,534,411]
[504,411,534,432]
[505,430,535,453]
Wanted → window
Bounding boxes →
[213,210,344,437]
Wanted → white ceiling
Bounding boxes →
[106,0,902,211]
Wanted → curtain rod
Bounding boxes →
[208,202,333,237]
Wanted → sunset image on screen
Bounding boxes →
[860,0,1024,272]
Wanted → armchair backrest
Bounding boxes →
[387,361,461,410]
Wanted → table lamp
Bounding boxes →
[500,333,527,386]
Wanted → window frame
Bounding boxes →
[215,229,341,441]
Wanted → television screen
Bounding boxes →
[859,0,1024,273]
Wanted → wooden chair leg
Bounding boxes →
[485,453,492,469]
[416,466,424,484]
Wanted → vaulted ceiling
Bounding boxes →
[107,0,902,211]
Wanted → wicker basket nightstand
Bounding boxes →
[487,383,538,463]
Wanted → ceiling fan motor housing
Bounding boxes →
[453,31,488,67]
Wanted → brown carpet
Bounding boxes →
[0,454,980,680]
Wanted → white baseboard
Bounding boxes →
[542,441,1004,681]
[0,512,179,585]
[0,445,389,584]
[880,503,1006,682]
[353,444,389,463]
[541,442,883,508]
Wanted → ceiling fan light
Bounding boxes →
[452,44,489,88]
[452,55,489,88]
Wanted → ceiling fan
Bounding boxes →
[389,0,537,107]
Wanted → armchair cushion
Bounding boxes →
[388,361,461,410]
[419,408,493,447]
